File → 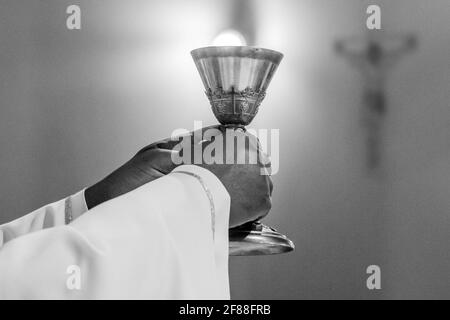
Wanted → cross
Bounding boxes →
[336,32,417,170]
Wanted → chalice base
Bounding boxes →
[229,221,295,256]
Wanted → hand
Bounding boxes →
[190,127,273,228]
[84,142,178,210]
[164,125,273,227]
[84,126,218,209]
[85,126,273,228]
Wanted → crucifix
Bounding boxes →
[335,32,417,170]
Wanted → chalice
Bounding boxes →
[191,46,294,256]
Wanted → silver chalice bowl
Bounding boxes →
[191,46,294,256]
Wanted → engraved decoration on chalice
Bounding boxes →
[191,46,295,256]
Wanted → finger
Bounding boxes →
[136,136,178,155]
[191,125,223,145]
[267,175,274,196]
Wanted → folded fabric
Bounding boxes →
[0,165,230,299]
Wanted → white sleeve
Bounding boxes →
[0,165,230,300]
[0,190,88,248]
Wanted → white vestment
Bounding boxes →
[0,165,230,299]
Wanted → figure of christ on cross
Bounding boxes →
[336,33,416,169]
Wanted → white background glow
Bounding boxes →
[212,29,247,46]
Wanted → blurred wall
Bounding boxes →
[0,0,449,299]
